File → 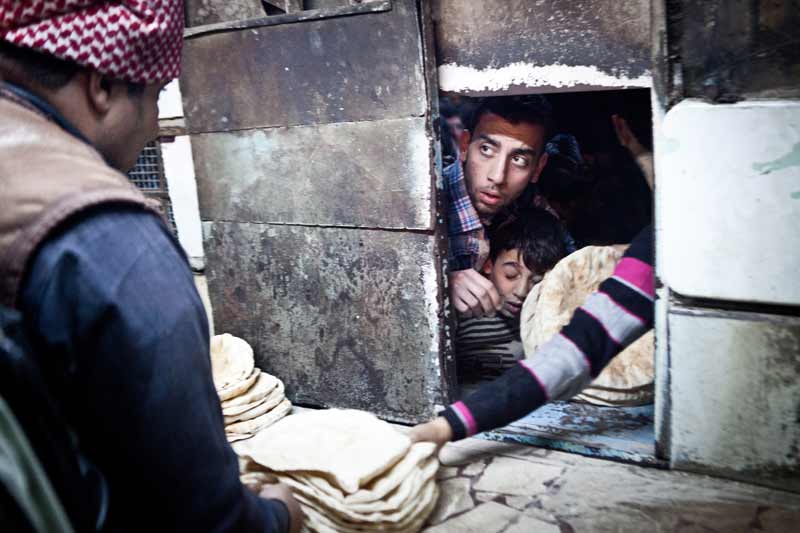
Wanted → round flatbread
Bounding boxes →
[210,333,256,391]
[520,245,654,406]
[221,371,279,409]
[217,367,259,402]
[226,398,292,436]
[282,454,438,521]
[236,409,411,495]
[223,380,285,418]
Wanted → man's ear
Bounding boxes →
[529,151,549,184]
[458,130,471,162]
[86,70,113,116]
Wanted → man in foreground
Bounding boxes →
[0,2,300,531]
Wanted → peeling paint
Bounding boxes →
[438,62,651,93]
[752,142,800,175]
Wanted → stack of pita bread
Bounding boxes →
[521,245,655,406]
[236,409,440,533]
[210,333,292,442]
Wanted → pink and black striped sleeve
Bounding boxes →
[441,225,655,441]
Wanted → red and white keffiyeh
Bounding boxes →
[0,0,184,83]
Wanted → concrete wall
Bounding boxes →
[432,0,651,95]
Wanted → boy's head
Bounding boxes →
[485,208,568,316]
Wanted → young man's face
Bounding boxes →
[460,112,548,219]
[489,248,544,317]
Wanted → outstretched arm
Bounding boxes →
[412,225,655,445]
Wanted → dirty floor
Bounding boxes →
[421,436,800,532]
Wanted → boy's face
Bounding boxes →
[489,248,544,317]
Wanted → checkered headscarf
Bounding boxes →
[0,0,184,83]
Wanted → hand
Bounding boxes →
[612,114,646,158]
[449,269,503,318]
[260,483,303,533]
[409,417,453,448]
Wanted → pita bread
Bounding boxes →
[237,409,411,494]
[297,481,438,533]
[226,398,292,435]
[224,396,276,424]
[521,245,654,405]
[217,367,259,402]
[282,454,438,519]
[299,443,437,505]
[223,380,285,419]
[222,371,279,408]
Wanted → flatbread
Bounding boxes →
[227,433,253,443]
[237,409,411,494]
[221,371,279,409]
[298,481,438,533]
[217,367,259,402]
[223,380,285,419]
[520,245,654,405]
[297,455,437,521]
[300,443,437,505]
[226,398,292,435]
[211,333,256,391]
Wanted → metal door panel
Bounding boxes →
[192,117,432,229]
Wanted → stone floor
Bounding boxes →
[420,437,800,532]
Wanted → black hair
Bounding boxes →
[0,40,146,95]
[489,207,568,274]
[539,133,593,202]
[439,97,461,120]
[466,95,554,141]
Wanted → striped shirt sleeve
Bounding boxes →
[441,225,655,440]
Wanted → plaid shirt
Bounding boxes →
[444,161,487,271]
[443,162,575,272]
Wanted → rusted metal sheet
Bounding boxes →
[180,0,425,133]
[668,306,800,493]
[203,221,448,423]
[192,117,433,229]
[432,0,651,95]
[671,1,800,101]
[480,402,662,467]
[185,0,265,27]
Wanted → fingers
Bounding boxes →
[449,270,503,318]
[409,417,454,448]
[260,483,304,533]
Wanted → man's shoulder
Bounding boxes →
[29,206,186,286]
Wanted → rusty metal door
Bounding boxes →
[180,0,451,423]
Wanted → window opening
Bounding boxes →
[127,140,178,236]
[441,88,659,465]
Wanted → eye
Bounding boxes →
[479,143,494,156]
[511,155,530,168]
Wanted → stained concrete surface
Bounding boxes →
[421,437,800,532]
